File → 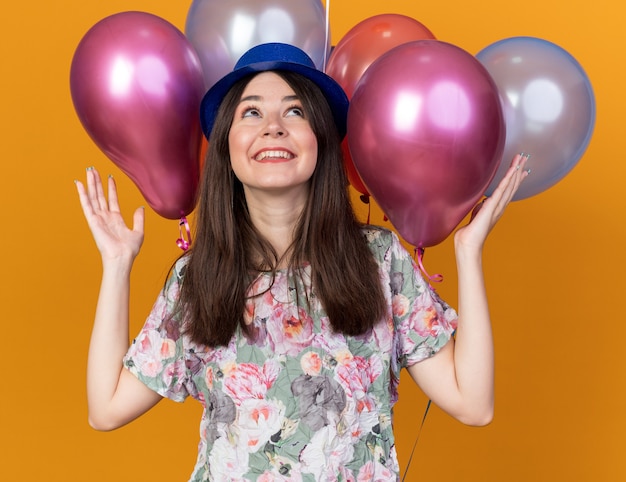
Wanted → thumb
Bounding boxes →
[132,206,145,234]
[470,198,487,221]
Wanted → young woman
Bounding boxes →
[76,43,528,481]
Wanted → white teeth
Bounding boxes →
[255,150,293,160]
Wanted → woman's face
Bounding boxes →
[228,72,318,199]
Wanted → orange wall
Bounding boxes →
[1,0,623,480]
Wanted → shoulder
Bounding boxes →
[362,225,393,247]
[173,255,189,279]
[361,226,413,276]
[361,225,407,258]
[162,255,190,292]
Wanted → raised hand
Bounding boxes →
[75,167,144,261]
[76,168,162,430]
[454,153,530,252]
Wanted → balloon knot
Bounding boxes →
[176,216,192,251]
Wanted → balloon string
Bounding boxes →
[176,216,192,251]
[323,0,330,71]
[402,251,444,481]
[401,400,431,482]
[414,247,443,285]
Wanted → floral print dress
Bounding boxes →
[123,228,457,481]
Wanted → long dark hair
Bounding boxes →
[177,71,386,347]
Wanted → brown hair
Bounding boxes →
[177,71,386,347]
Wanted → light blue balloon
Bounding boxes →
[477,36,596,200]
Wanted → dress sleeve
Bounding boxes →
[385,231,458,369]
[123,259,191,402]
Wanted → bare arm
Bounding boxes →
[407,154,529,425]
[76,168,162,431]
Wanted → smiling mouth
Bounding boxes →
[254,150,294,162]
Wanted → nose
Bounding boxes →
[263,115,285,137]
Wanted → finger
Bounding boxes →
[91,168,109,212]
[505,154,530,204]
[491,153,529,208]
[84,167,96,207]
[477,165,521,224]
[132,206,145,235]
[493,174,519,214]
[84,167,104,211]
[470,198,486,221]
[75,179,95,217]
[502,153,527,190]
[107,175,121,213]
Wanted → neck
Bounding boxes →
[243,186,308,262]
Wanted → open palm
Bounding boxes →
[454,154,529,251]
[75,168,144,261]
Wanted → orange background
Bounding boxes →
[1,0,624,480]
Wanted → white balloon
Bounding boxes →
[477,37,596,200]
[186,0,329,90]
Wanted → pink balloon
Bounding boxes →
[348,40,505,247]
[70,11,205,219]
[327,14,436,197]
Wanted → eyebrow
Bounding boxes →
[239,94,300,103]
